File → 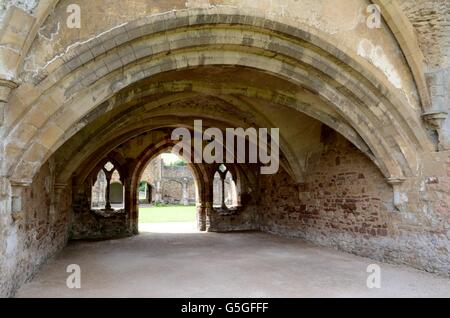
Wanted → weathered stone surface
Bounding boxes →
[0,162,70,297]
[0,0,449,297]
[259,134,450,274]
[0,1,38,24]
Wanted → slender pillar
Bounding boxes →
[146,183,151,204]
[105,175,112,210]
[221,176,226,209]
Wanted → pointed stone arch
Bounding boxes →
[2,7,433,191]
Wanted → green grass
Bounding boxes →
[139,205,197,223]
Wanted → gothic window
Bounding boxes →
[213,164,238,210]
[91,161,123,210]
[92,169,107,208]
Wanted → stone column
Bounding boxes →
[204,201,213,232]
[221,176,226,209]
[105,174,112,210]
[9,180,31,222]
[0,80,17,184]
[51,183,67,224]
[196,203,206,231]
[124,177,138,235]
[146,183,151,204]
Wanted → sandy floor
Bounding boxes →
[15,225,450,298]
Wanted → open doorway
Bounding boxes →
[138,153,198,233]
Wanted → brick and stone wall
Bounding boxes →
[259,134,393,243]
[0,161,71,297]
[258,133,450,274]
[1,0,450,297]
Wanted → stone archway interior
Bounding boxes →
[1,0,449,298]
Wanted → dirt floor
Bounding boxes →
[15,226,450,298]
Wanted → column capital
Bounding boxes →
[422,111,448,130]
[387,177,406,186]
[9,179,33,188]
[422,111,448,150]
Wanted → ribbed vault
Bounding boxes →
[3,9,434,187]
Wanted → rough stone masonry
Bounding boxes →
[0,0,449,297]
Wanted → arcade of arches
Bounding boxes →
[0,0,449,296]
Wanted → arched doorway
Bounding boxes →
[137,152,199,233]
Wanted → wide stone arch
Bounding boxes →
[54,88,311,185]
[62,112,298,186]
[3,2,450,298]
[3,8,433,186]
[8,3,431,111]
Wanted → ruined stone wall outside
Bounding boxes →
[161,180,182,203]
[162,165,194,179]
[141,157,197,204]
[140,157,161,185]
[0,161,71,297]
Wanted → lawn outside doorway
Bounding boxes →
[139,205,198,233]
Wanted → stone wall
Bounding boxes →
[162,165,194,179]
[70,209,130,240]
[0,0,38,24]
[71,182,130,240]
[398,0,450,150]
[0,161,71,297]
[258,133,450,275]
[1,0,449,297]
[398,0,449,70]
[208,205,258,232]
